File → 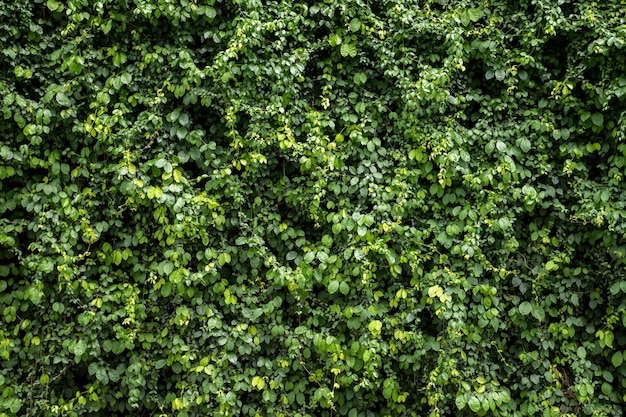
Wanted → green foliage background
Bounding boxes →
[1,0,626,416]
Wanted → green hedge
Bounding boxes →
[1,0,626,416]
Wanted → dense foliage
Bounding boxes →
[1,0,626,415]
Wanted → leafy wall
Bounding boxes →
[1,0,626,416]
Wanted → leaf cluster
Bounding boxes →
[1,0,626,416]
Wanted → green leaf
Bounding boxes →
[455,395,467,410]
[218,252,231,266]
[428,285,443,298]
[468,8,482,22]
[120,72,132,84]
[161,282,172,297]
[519,301,532,315]
[339,281,350,295]
[162,261,174,275]
[112,251,123,266]
[46,0,61,11]
[460,11,470,26]
[545,260,558,271]
[55,92,70,106]
[7,398,22,414]
[368,320,382,336]
[349,18,362,32]
[178,113,190,126]
[519,138,531,153]
[328,280,339,294]
[74,340,87,356]
[591,112,604,127]
[328,34,342,47]
[611,351,622,367]
[340,43,357,58]
[252,376,265,390]
[354,72,367,85]
[468,396,481,412]
[205,6,216,19]
[168,108,181,122]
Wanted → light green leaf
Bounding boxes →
[218,252,231,266]
[455,395,467,410]
[340,43,357,58]
[349,18,361,32]
[47,0,61,11]
[74,340,87,356]
[519,301,532,315]
[545,260,558,271]
[428,285,444,298]
[328,34,342,47]
[368,320,382,336]
[468,8,482,22]
[460,11,470,26]
[120,72,132,85]
[252,376,265,390]
[205,6,216,19]
[354,72,367,85]
[468,396,481,412]
[55,92,70,106]
[328,280,339,294]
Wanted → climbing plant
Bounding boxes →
[1,0,626,416]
